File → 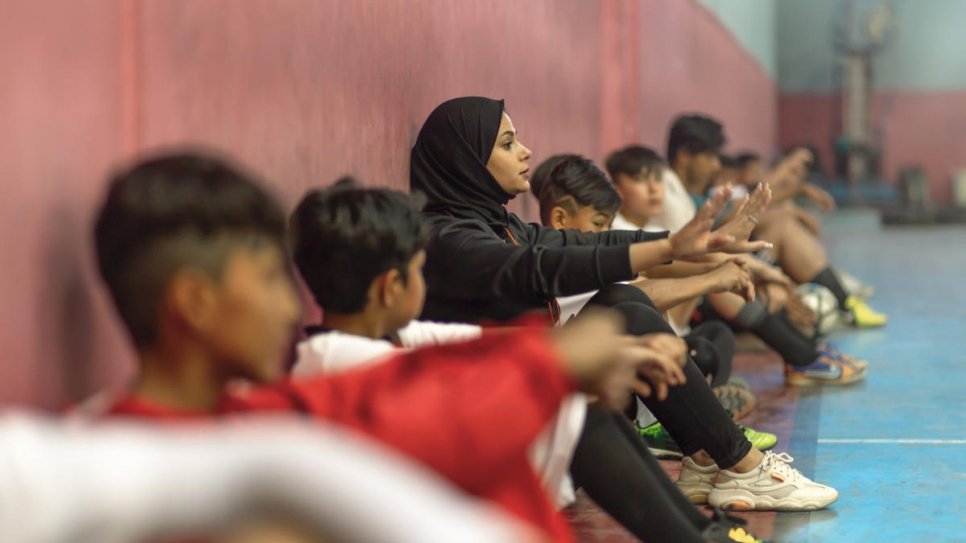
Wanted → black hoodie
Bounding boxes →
[410,97,668,323]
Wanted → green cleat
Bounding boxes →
[635,421,682,459]
[738,424,777,451]
[637,421,777,458]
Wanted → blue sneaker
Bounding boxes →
[786,356,865,386]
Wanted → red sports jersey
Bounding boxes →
[103,328,576,542]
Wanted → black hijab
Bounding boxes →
[410,97,514,226]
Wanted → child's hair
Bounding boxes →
[719,154,739,169]
[94,151,286,348]
[604,145,667,182]
[530,154,622,225]
[733,152,761,169]
[290,178,428,314]
[666,114,726,164]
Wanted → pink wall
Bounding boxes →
[633,1,777,160]
[0,0,776,408]
[780,90,966,203]
[778,94,841,178]
[0,1,132,407]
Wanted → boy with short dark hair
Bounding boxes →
[528,153,849,513]
[734,152,764,188]
[289,180,484,375]
[530,154,770,434]
[92,151,679,542]
[529,154,622,233]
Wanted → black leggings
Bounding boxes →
[570,404,710,542]
[589,285,737,385]
[686,320,736,387]
[585,285,752,467]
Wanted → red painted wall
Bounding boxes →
[778,94,841,177]
[634,1,778,159]
[0,1,132,407]
[780,90,966,203]
[0,0,776,408]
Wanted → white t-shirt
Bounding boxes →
[610,200,687,428]
[292,320,586,508]
[653,168,697,232]
[292,321,483,377]
[611,212,669,234]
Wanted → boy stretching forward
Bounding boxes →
[91,152,684,542]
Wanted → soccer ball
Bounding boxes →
[795,283,845,336]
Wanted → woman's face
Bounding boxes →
[486,113,533,195]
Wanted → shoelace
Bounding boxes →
[762,451,804,483]
[816,341,840,357]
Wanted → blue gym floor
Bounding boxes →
[568,224,966,542]
[777,225,966,542]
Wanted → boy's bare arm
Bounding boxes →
[640,260,721,279]
[762,147,811,204]
[682,252,793,288]
[632,259,755,311]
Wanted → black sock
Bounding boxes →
[776,309,818,342]
[735,301,818,367]
[810,267,850,309]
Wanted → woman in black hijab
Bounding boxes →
[411,96,769,324]
[409,97,796,542]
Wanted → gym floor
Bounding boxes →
[567,224,966,542]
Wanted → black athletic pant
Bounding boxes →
[584,284,752,468]
[570,404,710,542]
[685,320,736,387]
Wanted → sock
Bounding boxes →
[810,267,850,309]
[776,309,816,341]
[732,300,768,329]
[736,301,818,367]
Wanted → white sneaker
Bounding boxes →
[676,456,718,504]
[708,451,838,511]
[837,269,875,300]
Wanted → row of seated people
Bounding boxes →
[10,96,886,543]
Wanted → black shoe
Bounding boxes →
[702,507,772,542]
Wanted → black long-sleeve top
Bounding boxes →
[420,212,670,323]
